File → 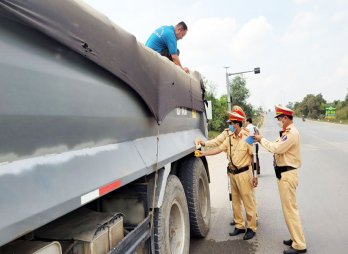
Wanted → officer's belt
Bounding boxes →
[274,166,296,179]
[228,165,249,175]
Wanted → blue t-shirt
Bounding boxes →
[145,25,177,55]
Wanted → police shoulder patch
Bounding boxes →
[281,135,288,141]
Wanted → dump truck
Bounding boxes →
[0,1,211,253]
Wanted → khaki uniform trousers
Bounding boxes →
[229,173,258,221]
[278,170,306,250]
[229,169,257,232]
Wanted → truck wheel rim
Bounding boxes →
[169,200,185,254]
[199,177,208,219]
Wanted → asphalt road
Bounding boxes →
[190,113,348,254]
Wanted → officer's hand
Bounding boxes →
[252,177,258,187]
[254,134,262,142]
[194,150,205,157]
[195,138,205,148]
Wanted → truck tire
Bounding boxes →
[154,175,190,254]
[179,157,211,238]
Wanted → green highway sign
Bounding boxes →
[325,106,336,119]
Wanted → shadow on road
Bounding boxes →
[190,238,259,254]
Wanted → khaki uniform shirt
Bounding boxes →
[205,128,230,147]
[260,123,301,168]
[219,128,253,168]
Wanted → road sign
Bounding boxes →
[325,106,336,119]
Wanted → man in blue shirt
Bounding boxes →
[146,21,189,73]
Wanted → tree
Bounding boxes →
[336,92,348,120]
[296,93,326,119]
[203,77,216,102]
[211,95,228,131]
[344,93,348,106]
[230,76,252,117]
[203,76,262,131]
[203,78,228,132]
[292,92,348,122]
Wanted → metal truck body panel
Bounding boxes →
[0,8,207,247]
[0,0,205,123]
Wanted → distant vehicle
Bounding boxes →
[0,1,211,253]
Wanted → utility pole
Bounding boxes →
[224,67,261,111]
[224,67,232,111]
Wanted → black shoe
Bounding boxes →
[283,247,307,254]
[283,239,293,246]
[229,228,246,236]
[230,220,236,226]
[243,228,255,240]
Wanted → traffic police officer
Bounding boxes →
[197,111,257,240]
[254,105,307,254]
[197,106,247,227]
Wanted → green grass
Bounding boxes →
[208,131,221,139]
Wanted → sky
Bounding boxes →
[82,0,348,110]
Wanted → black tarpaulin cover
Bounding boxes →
[0,0,205,123]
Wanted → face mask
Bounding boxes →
[229,125,235,132]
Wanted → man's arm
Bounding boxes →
[172,55,189,73]
[203,130,228,147]
[254,133,295,154]
[196,147,223,157]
